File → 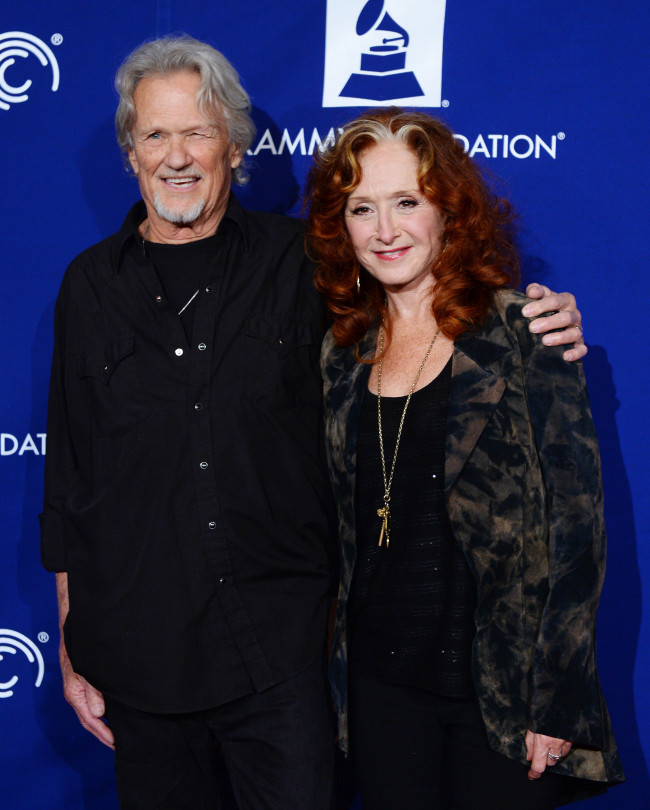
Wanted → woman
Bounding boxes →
[305,109,623,809]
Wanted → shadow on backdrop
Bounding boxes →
[236,106,302,215]
[580,345,647,808]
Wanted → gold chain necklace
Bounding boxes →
[376,323,440,548]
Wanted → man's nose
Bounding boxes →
[165,135,191,169]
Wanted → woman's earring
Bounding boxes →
[356,274,361,293]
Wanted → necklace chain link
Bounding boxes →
[376,323,441,548]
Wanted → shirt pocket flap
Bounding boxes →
[245,316,318,349]
[78,336,136,385]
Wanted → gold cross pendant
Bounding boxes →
[377,505,391,548]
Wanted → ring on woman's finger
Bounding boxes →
[570,323,583,334]
[547,750,563,761]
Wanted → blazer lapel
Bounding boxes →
[323,328,375,481]
[445,316,514,493]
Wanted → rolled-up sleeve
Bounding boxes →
[40,275,77,572]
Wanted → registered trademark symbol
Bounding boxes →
[442,99,450,108]
[37,632,49,643]
[557,132,565,140]
[51,34,63,46]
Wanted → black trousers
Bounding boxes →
[349,672,569,810]
[103,662,335,810]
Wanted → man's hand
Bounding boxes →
[525,730,572,780]
[59,637,114,748]
[55,571,114,748]
[522,283,587,362]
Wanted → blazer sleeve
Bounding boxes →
[521,323,608,747]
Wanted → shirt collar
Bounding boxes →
[114,193,250,270]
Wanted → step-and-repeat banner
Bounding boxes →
[1,1,648,807]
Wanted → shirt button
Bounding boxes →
[194,402,203,410]
[205,285,213,293]
[218,577,225,584]
[175,348,183,356]
[199,461,208,469]
[278,338,285,345]
[155,295,163,303]
[198,342,207,351]
[208,521,216,530]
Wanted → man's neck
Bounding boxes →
[140,207,226,244]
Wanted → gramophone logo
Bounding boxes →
[323,0,446,107]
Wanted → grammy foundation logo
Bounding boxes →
[339,0,423,101]
[323,0,446,108]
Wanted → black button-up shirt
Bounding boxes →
[40,197,335,713]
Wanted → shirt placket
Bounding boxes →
[186,258,275,691]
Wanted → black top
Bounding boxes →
[349,358,477,697]
[40,197,336,713]
[145,232,220,341]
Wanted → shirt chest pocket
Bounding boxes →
[244,315,322,409]
[77,336,148,435]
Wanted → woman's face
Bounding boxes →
[344,140,445,297]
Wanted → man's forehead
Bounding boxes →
[133,69,201,101]
[132,70,223,129]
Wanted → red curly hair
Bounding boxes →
[305,108,519,347]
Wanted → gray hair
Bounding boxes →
[115,35,255,184]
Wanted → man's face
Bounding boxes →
[128,70,241,241]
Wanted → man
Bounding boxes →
[40,35,586,810]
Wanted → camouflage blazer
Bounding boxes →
[321,289,623,785]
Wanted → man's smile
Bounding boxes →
[160,175,201,190]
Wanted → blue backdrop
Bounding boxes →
[1,2,648,807]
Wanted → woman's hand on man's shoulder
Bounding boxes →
[522,283,587,362]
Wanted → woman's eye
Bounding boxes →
[397,198,418,208]
[350,205,371,216]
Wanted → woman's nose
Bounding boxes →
[376,209,399,243]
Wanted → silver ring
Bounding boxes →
[571,323,583,334]
[547,750,562,761]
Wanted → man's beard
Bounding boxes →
[153,192,206,225]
